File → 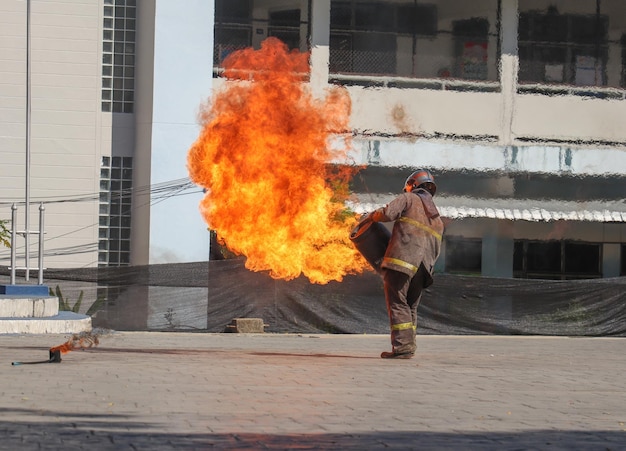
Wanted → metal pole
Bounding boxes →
[25,0,32,281]
[38,203,44,285]
[10,204,17,286]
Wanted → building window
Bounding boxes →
[268,9,303,51]
[445,237,482,274]
[214,0,307,69]
[102,0,136,113]
[329,0,499,87]
[513,240,602,280]
[621,244,626,276]
[518,0,626,93]
[98,156,132,267]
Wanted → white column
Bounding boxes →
[134,0,214,264]
[606,39,622,88]
[482,220,514,278]
[602,243,621,278]
[499,0,518,145]
[309,0,331,98]
[602,223,622,278]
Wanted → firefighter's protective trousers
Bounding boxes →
[383,266,428,354]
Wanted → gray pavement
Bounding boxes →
[1,332,625,450]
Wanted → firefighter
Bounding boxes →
[367,169,444,359]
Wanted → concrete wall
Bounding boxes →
[133,0,214,264]
[0,0,102,269]
[339,85,626,144]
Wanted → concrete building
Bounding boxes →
[1,0,625,281]
[1,0,213,271]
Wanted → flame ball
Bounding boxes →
[187,38,367,284]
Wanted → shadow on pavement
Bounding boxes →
[0,408,622,450]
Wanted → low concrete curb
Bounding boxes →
[0,310,91,334]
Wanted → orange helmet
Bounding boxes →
[403,169,436,196]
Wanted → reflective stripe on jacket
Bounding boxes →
[370,189,444,279]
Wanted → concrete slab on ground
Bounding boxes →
[0,311,91,334]
[0,295,58,317]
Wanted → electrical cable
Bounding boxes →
[0,177,204,264]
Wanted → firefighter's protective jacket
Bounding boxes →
[370,189,444,286]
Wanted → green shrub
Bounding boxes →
[51,285,106,316]
[0,219,10,249]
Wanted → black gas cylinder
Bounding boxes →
[349,218,390,273]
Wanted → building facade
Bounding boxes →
[0,0,213,271]
[1,0,625,280]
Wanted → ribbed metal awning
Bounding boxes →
[348,195,626,223]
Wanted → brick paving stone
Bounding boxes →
[0,332,624,450]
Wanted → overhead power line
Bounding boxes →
[0,177,197,206]
[0,178,205,261]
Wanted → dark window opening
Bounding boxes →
[215,0,251,24]
[453,17,490,80]
[269,9,300,28]
[214,27,251,65]
[396,4,437,36]
[330,2,352,29]
[329,1,431,76]
[514,240,602,280]
[330,31,396,75]
[268,9,302,50]
[332,1,437,36]
[518,8,611,88]
[527,241,561,273]
[214,1,307,68]
[564,242,600,275]
[445,237,482,274]
[354,2,395,32]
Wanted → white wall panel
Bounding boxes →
[31,111,96,126]
[0,57,25,78]
[32,49,98,65]
[348,87,502,137]
[31,25,97,41]
[32,61,96,77]
[515,95,626,143]
[31,160,97,173]
[0,123,25,137]
[30,88,96,102]
[0,90,26,102]
[0,108,23,123]
[30,124,97,140]
[32,15,98,29]
[35,38,97,53]
[33,98,96,111]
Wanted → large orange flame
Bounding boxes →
[187,38,367,284]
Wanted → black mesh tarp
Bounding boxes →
[2,260,625,336]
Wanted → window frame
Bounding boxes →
[513,239,602,280]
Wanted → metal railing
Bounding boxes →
[9,202,45,285]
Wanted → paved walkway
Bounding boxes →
[1,332,625,450]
